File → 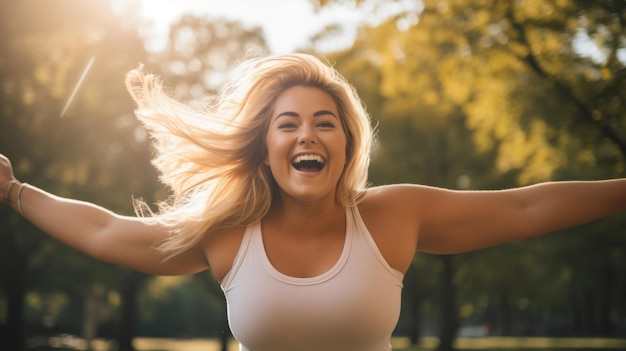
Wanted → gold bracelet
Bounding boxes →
[17,182,28,216]
[3,179,20,206]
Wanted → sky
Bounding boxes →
[134,1,617,64]
[136,0,349,54]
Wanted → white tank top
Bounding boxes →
[221,206,404,351]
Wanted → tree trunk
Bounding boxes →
[408,298,422,345]
[1,225,28,351]
[599,265,614,334]
[570,279,583,335]
[219,319,230,351]
[4,262,27,350]
[436,255,458,351]
[403,262,422,345]
[116,271,146,351]
[499,291,512,335]
[219,300,231,351]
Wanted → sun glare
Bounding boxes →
[131,0,328,54]
[139,0,206,25]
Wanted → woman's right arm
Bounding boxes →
[1,154,209,276]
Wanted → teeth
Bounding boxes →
[293,154,325,164]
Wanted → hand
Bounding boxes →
[0,154,17,204]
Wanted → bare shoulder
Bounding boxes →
[202,225,246,283]
[359,184,436,231]
[357,185,428,273]
[360,184,437,212]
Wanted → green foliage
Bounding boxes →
[0,0,156,347]
[3,0,626,349]
[319,0,626,344]
[2,2,271,349]
[137,276,222,338]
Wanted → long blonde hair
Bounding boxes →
[127,53,374,257]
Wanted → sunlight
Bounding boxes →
[132,0,321,54]
[573,28,608,64]
[134,337,240,351]
[140,0,194,22]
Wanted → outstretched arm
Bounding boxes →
[419,179,626,254]
[1,154,209,275]
[376,180,626,255]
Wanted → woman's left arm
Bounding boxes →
[412,179,626,254]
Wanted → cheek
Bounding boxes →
[264,135,285,167]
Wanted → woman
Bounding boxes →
[1,53,625,351]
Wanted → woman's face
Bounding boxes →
[265,85,347,204]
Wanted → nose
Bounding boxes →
[298,125,318,145]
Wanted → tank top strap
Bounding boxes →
[348,206,404,281]
[220,222,257,290]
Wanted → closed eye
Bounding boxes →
[318,121,336,128]
[278,122,297,129]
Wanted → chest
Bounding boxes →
[205,205,416,282]
[261,224,346,278]
[226,273,400,351]
[221,224,403,351]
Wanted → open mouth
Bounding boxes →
[292,154,326,172]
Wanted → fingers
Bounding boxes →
[0,154,14,176]
[0,154,17,203]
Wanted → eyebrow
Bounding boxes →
[275,110,338,119]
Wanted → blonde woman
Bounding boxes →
[1,53,625,351]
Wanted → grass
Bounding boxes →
[27,336,626,351]
[400,336,626,350]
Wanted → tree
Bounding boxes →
[155,15,268,99]
[327,27,499,349]
[0,0,153,350]
[313,0,626,348]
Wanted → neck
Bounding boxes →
[265,194,345,235]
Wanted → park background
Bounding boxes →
[1,0,625,350]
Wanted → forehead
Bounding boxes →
[272,86,338,115]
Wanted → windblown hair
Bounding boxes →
[126,53,374,258]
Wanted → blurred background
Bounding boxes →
[1,0,625,350]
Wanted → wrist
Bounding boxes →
[3,179,21,211]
